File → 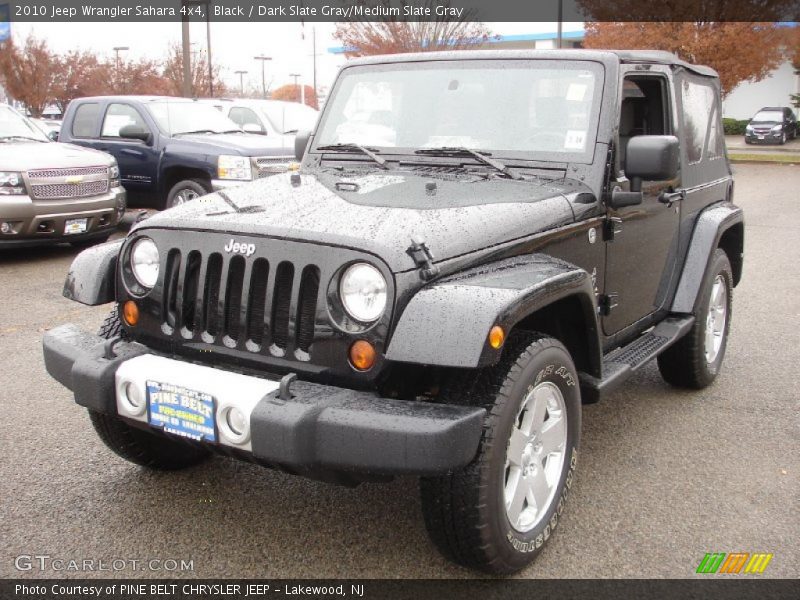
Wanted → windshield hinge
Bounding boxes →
[598,293,619,317]
[407,236,439,281]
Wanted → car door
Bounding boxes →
[97,102,160,197]
[602,69,682,336]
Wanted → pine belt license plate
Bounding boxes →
[64,218,88,235]
[147,381,216,442]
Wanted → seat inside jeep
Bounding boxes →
[619,77,669,166]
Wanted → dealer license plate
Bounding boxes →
[147,381,216,442]
[64,218,88,235]
[757,135,765,140]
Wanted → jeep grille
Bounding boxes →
[160,246,320,359]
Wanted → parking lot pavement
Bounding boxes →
[0,163,797,579]
[726,134,800,155]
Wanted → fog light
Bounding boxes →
[121,381,145,416]
[349,340,377,371]
[488,325,505,349]
[0,222,10,234]
[220,406,250,445]
[122,301,139,326]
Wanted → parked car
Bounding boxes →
[59,96,290,209]
[204,98,319,169]
[44,50,742,574]
[0,104,125,248]
[31,118,61,141]
[744,106,797,144]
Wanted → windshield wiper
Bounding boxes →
[317,143,389,169]
[414,147,522,180]
[0,135,46,143]
[173,129,219,136]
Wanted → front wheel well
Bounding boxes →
[511,295,599,378]
[161,166,212,196]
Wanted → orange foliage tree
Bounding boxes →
[0,34,59,117]
[333,0,494,57]
[271,84,318,109]
[579,1,793,98]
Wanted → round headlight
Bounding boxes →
[130,237,160,289]
[340,263,387,322]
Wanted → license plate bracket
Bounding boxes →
[64,218,88,235]
[147,380,217,443]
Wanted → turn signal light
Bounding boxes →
[122,301,139,327]
[488,325,505,349]
[349,340,377,371]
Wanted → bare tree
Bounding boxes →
[163,43,227,97]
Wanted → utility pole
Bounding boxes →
[181,14,192,97]
[290,73,302,104]
[235,70,248,95]
[113,46,129,71]
[557,0,563,49]
[254,55,272,99]
[205,1,213,97]
[312,27,317,101]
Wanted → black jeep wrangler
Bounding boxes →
[43,50,743,574]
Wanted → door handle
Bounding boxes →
[659,189,685,206]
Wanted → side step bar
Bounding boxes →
[579,316,695,403]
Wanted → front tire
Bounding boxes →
[658,248,733,389]
[164,179,209,210]
[420,333,581,574]
[90,307,210,470]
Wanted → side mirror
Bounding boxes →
[48,130,59,142]
[242,123,266,135]
[118,124,152,144]
[294,130,311,161]
[624,135,679,192]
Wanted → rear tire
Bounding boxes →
[164,179,209,210]
[90,306,210,470]
[420,332,581,574]
[658,249,733,389]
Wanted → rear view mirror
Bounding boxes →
[294,130,311,161]
[118,124,152,144]
[624,135,679,192]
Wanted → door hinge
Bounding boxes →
[598,293,619,316]
[603,217,623,241]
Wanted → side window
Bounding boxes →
[71,103,100,138]
[229,107,261,129]
[101,103,148,138]
[680,79,716,165]
[706,105,724,161]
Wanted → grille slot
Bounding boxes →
[246,259,270,345]
[31,180,109,199]
[203,254,223,336]
[28,166,108,178]
[181,251,202,332]
[163,250,181,329]
[224,256,246,341]
[296,266,320,352]
[270,262,294,350]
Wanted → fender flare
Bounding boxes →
[386,254,602,376]
[671,202,743,314]
[62,239,123,306]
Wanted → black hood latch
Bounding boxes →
[406,236,439,281]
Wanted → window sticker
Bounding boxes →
[564,130,586,150]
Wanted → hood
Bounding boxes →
[137,169,578,273]
[0,141,113,171]
[170,132,284,155]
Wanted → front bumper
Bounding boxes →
[744,132,783,143]
[43,324,485,476]
[0,187,126,247]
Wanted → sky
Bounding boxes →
[9,21,584,96]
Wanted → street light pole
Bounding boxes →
[235,70,248,96]
[289,73,302,104]
[113,46,129,71]
[181,15,192,97]
[254,55,272,99]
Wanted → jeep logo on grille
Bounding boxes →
[224,239,256,257]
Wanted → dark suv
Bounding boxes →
[60,96,296,209]
[744,106,797,145]
[44,50,743,574]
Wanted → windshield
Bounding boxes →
[752,110,783,123]
[0,105,50,142]
[314,60,603,160]
[147,101,242,135]
[261,102,319,134]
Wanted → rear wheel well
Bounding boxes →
[718,222,743,286]
[512,295,597,377]
[162,167,212,197]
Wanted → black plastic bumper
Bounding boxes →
[43,324,485,476]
